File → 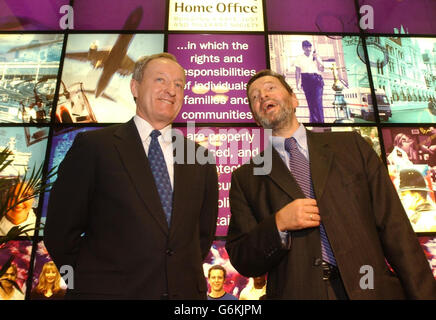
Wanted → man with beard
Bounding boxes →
[225,69,436,299]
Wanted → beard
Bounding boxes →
[253,103,294,131]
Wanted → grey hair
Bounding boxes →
[132,52,183,83]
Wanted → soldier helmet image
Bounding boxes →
[398,168,430,197]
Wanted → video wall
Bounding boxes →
[0,0,435,300]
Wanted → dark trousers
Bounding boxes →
[301,73,324,123]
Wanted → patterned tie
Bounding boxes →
[148,130,173,226]
[284,137,337,266]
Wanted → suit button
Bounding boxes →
[166,249,174,256]
[313,258,322,266]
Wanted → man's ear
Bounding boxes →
[252,111,261,126]
[248,105,261,126]
[291,92,299,111]
[130,79,138,100]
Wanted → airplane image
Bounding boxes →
[64,6,143,98]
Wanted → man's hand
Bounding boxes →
[275,198,321,231]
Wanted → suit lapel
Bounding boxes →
[259,129,334,201]
[307,130,334,200]
[169,136,190,237]
[263,146,306,200]
[113,119,169,235]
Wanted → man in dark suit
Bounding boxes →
[226,69,436,299]
[44,53,218,299]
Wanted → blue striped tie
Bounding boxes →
[284,137,337,266]
[148,130,173,226]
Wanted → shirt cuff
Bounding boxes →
[278,230,291,249]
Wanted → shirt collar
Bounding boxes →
[133,115,173,142]
[271,124,308,152]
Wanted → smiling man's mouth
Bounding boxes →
[159,98,174,105]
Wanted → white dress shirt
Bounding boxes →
[133,115,174,188]
[295,53,321,74]
[271,124,309,165]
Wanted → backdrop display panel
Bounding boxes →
[0,240,32,300]
[40,126,100,230]
[0,126,48,175]
[203,240,251,299]
[266,0,359,33]
[73,0,165,31]
[0,126,48,238]
[178,126,268,236]
[0,0,69,31]
[30,241,67,300]
[0,34,64,123]
[382,126,436,233]
[57,33,164,123]
[419,236,436,279]
[270,35,377,123]
[359,0,436,35]
[169,34,265,123]
[0,0,434,300]
[168,0,264,32]
[366,37,436,123]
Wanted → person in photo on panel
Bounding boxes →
[295,40,325,123]
[398,168,436,233]
[31,261,66,300]
[207,265,238,300]
[0,264,24,300]
[387,133,418,167]
[225,69,436,299]
[45,53,219,299]
[0,182,37,237]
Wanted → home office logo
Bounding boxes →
[169,0,264,31]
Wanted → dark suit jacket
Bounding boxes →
[226,129,436,299]
[44,119,218,299]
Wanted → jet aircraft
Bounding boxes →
[64,6,143,98]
